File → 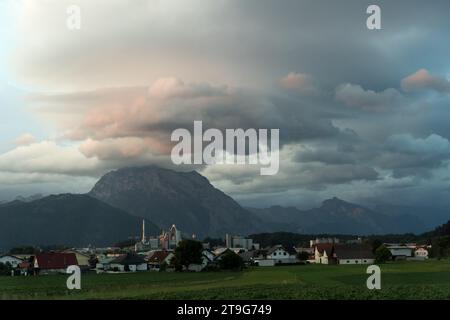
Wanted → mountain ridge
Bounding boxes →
[0,193,159,251]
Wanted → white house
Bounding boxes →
[0,255,23,268]
[385,245,413,260]
[266,245,297,264]
[414,247,429,260]
[314,244,334,264]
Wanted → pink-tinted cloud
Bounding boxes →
[401,69,450,93]
[280,72,318,95]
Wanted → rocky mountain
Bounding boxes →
[249,197,426,235]
[0,194,158,251]
[89,166,264,238]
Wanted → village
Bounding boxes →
[0,220,431,276]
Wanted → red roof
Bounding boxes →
[148,251,171,264]
[35,252,78,269]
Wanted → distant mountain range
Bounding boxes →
[248,197,427,235]
[0,194,158,251]
[0,165,448,251]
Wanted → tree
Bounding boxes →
[370,239,383,253]
[375,245,392,263]
[297,251,310,261]
[218,251,244,270]
[171,240,203,271]
[0,262,13,276]
[430,236,450,259]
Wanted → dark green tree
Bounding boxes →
[171,240,203,271]
[370,239,383,253]
[375,245,392,263]
[218,251,244,270]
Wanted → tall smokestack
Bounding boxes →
[142,219,146,243]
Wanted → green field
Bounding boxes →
[1,259,450,300]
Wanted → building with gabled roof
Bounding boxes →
[34,252,78,274]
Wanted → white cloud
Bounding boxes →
[14,133,36,146]
[335,83,402,111]
[0,141,99,176]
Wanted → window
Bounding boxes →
[284,252,287,256]
[273,252,276,256]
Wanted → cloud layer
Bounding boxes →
[1,0,450,211]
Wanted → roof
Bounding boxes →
[267,245,287,255]
[35,252,78,269]
[147,251,172,264]
[0,254,23,261]
[239,251,256,262]
[334,244,374,260]
[111,253,146,265]
[314,244,334,256]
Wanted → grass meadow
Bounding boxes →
[1,259,449,300]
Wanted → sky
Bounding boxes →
[1,0,450,210]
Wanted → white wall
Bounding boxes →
[255,259,275,267]
[388,248,412,257]
[338,259,375,265]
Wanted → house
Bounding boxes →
[0,255,23,268]
[314,244,335,264]
[266,245,297,264]
[18,261,33,276]
[333,244,375,265]
[34,252,78,274]
[188,250,215,272]
[62,250,92,270]
[239,250,257,265]
[109,253,148,272]
[385,244,414,260]
[414,247,429,260]
[314,244,375,265]
[147,251,174,271]
[213,247,234,258]
[95,257,116,273]
[253,259,275,267]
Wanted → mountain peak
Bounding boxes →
[89,165,262,238]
